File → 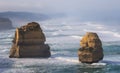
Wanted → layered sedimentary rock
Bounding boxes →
[0,18,13,30]
[78,32,104,63]
[9,22,51,58]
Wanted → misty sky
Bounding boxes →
[0,0,120,23]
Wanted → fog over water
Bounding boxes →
[0,0,120,24]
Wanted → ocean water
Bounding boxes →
[0,19,120,73]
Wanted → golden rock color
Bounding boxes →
[78,32,104,63]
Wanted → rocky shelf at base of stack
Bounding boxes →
[78,32,104,63]
[9,22,51,58]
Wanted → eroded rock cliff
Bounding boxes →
[78,32,104,63]
[9,22,51,58]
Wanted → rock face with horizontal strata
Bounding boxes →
[78,32,104,63]
[9,22,51,58]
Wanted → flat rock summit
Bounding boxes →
[9,22,51,58]
[78,32,104,63]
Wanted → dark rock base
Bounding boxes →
[9,44,51,58]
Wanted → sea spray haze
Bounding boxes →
[0,0,120,73]
[0,19,120,73]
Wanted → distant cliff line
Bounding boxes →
[0,11,52,30]
[0,17,13,30]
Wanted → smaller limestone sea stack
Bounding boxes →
[78,32,104,63]
[9,22,51,58]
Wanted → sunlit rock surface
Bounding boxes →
[78,32,104,63]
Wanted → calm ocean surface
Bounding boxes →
[0,19,120,73]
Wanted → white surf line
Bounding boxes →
[55,57,79,63]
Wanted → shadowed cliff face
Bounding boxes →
[0,18,13,30]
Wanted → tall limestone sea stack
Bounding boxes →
[78,32,104,63]
[9,22,51,58]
